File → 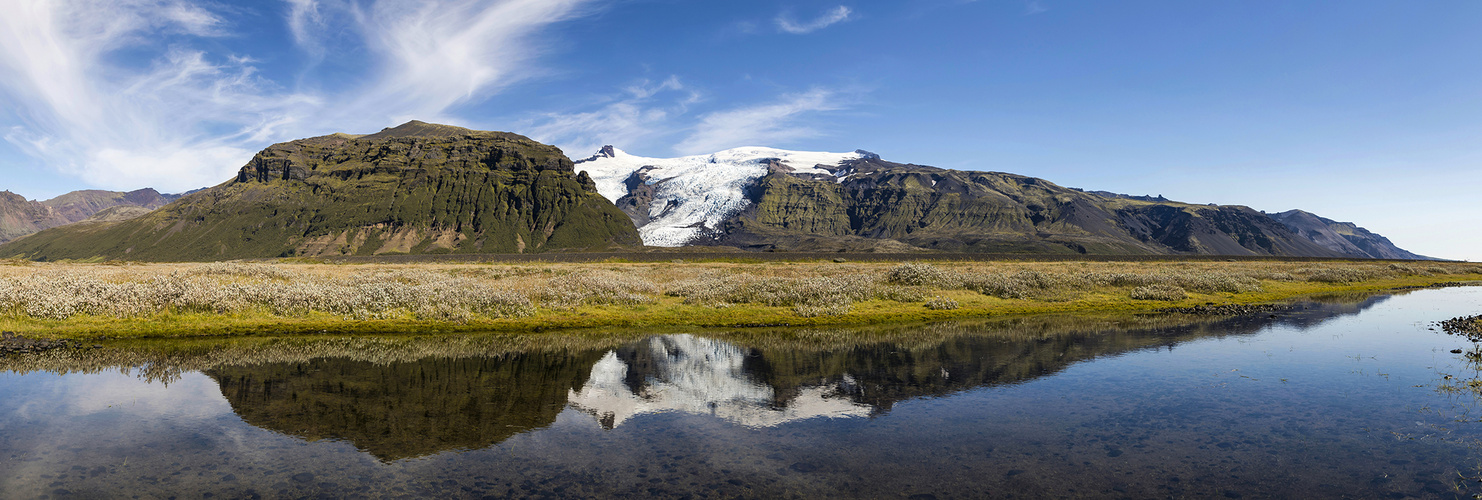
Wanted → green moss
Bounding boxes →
[1,125,640,261]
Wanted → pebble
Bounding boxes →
[1439,315,1482,341]
[1159,304,1288,316]
[0,332,100,356]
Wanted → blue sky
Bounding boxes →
[1,0,1479,260]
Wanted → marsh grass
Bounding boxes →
[539,270,661,308]
[0,259,1476,338]
[0,264,533,322]
[667,273,918,312]
[1130,284,1189,301]
[925,296,961,310]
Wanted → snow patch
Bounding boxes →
[576,147,863,246]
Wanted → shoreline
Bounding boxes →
[1,263,1476,340]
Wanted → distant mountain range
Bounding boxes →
[0,122,1431,261]
[1270,209,1428,260]
[0,188,179,245]
[579,146,1429,259]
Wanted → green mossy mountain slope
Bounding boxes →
[711,157,1343,256]
[1,121,639,261]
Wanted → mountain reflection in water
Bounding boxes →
[567,335,871,429]
[176,294,1392,461]
[206,352,606,461]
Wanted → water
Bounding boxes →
[1,287,1481,499]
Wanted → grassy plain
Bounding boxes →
[0,257,1477,340]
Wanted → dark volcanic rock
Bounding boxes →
[0,332,98,356]
[1440,315,1482,341]
[1159,304,1289,316]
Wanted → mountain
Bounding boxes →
[208,350,607,462]
[0,121,639,261]
[1269,209,1430,260]
[578,147,1396,257]
[0,188,177,245]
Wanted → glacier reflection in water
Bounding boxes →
[4,288,1482,498]
[568,335,871,429]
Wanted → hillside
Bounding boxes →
[0,188,177,245]
[1270,210,1430,260]
[578,147,1369,257]
[0,121,639,261]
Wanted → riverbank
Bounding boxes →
[0,259,1477,340]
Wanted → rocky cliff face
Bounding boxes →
[1270,209,1429,260]
[723,158,1340,255]
[0,188,177,245]
[0,121,639,261]
[579,147,1419,258]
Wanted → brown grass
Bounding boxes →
[0,259,1477,339]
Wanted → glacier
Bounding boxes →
[565,335,871,429]
[576,146,864,247]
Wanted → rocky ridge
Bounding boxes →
[578,146,1407,258]
[0,188,177,244]
[0,121,639,261]
[1270,209,1429,260]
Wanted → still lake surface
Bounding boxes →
[1,287,1481,499]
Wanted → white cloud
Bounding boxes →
[0,0,317,192]
[346,0,595,126]
[285,0,326,54]
[0,0,850,194]
[674,88,845,155]
[160,1,226,35]
[625,76,683,100]
[776,6,852,34]
[525,76,696,157]
[525,82,857,158]
[0,0,600,193]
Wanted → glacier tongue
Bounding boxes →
[576,146,863,247]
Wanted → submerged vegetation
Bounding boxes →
[0,259,1477,339]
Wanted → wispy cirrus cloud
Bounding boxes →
[0,0,315,191]
[776,6,852,34]
[674,88,848,155]
[524,76,698,157]
[0,0,602,193]
[525,80,859,158]
[346,0,597,126]
[285,0,327,56]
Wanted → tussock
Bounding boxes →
[666,272,925,315]
[1130,285,1188,301]
[0,259,1474,325]
[539,270,660,308]
[925,296,960,310]
[1299,266,1388,283]
[0,266,533,322]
